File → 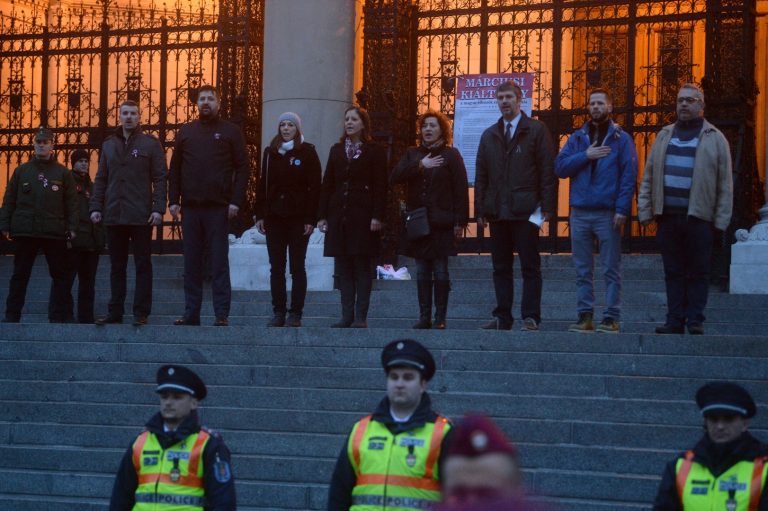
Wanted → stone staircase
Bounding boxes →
[0,254,766,511]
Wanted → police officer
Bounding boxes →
[0,127,78,323]
[327,339,452,511]
[653,381,768,511]
[109,365,236,511]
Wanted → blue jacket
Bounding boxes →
[554,120,638,216]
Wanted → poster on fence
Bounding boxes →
[454,73,534,185]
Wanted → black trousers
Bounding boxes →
[489,220,542,323]
[266,217,310,315]
[5,237,71,321]
[335,255,373,321]
[106,225,153,318]
[181,205,231,320]
[50,249,100,323]
[657,214,713,327]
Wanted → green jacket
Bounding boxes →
[0,157,78,239]
[70,171,105,251]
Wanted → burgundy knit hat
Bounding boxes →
[446,413,518,458]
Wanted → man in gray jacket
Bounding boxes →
[475,80,557,331]
[638,83,733,335]
[90,100,167,326]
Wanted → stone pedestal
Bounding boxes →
[261,0,357,165]
[730,204,768,294]
[229,229,334,291]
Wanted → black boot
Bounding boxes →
[413,280,432,329]
[331,277,355,328]
[351,267,372,328]
[433,280,450,330]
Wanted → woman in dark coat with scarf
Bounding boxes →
[254,112,322,327]
[390,110,469,329]
[317,106,387,328]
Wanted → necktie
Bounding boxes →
[505,122,512,141]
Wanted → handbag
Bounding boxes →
[405,206,430,240]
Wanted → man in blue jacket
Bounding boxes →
[555,89,637,333]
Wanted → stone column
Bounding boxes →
[261,0,359,167]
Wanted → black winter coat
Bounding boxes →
[168,116,250,208]
[255,142,322,226]
[90,126,167,225]
[475,114,557,221]
[653,432,768,511]
[318,142,387,256]
[109,411,236,511]
[390,145,469,259]
[71,171,105,251]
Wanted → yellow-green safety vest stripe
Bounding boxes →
[131,430,210,511]
[347,415,450,511]
[675,449,768,511]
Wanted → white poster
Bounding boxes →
[453,73,534,185]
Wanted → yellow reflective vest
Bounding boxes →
[131,429,210,511]
[347,414,450,511]
[676,450,768,511]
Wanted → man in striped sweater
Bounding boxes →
[638,83,733,335]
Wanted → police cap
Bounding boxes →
[34,127,54,142]
[696,381,756,418]
[381,339,436,381]
[156,365,207,400]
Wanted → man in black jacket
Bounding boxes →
[653,381,768,511]
[475,81,556,331]
[168,85,250,326]
[90,100,167,326]
[109,364,236,511]
[327,339,452,511]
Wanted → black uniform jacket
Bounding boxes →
[254,142,322,226]
[90,126,167,226]
[327,393,453,511]
[390,144,469,258]
[317,142,387,257]
[109,411,236,511]
[0,157,78,239]
[653,431,768,511]
[474,114,556,221]
[168,116,250,208]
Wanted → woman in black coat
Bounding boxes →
[254,112,322,327]
[390,110,469,329]
[317,106,387,328]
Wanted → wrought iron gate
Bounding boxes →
[0,0,263,251]
[360,0,760,261]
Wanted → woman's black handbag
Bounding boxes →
[405,207,430,240]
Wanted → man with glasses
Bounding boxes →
[638,83,733,335]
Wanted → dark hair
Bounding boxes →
[588,88,612,104]
[198,84,218,98]
[496,81,522,101]
[338,106,372,144]
[119,100,140,112]
[269,120,303,152]
[417,110,453,146]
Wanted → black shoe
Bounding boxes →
[331,319,353,328]
[285,313,301,327]
[213,317,229,327]
[1,315,20,323]
[350,320,368,328]
[481,318,512,330]
[95,315,123,325]
[132,316,149,326]
[268,313,285,327]
[173,317,200,326]
[413,317,432,329]
[655,323,684,334]
[687,323,705,335]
